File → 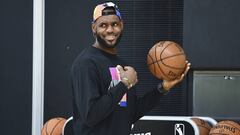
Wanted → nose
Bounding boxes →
[106,26,113,33]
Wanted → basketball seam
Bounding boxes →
[161,59,186,69]
[50,119,64,135]
[160,42,185,69]
[160,42,186,69]
[147,54,156,76]
[45,120,49,135]
[148,58,186,69]
[159,42,175,61]
[197,125,211,131]
[154,44,159,78]
[147,41,172,66]
[161,53,185,61]
[148,53,184,65]
[155,42,171,80]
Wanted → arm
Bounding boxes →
[116,65,163,122]
[131,84,166,123]
[71,61,128,127]
[132,62,191,123]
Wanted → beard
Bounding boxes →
[96,33,122,49]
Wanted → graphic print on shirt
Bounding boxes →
[109,67,127,107]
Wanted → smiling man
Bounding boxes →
[71,2,190,135]
[92,2,123,54]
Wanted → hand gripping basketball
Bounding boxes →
[162,61,190,90]
[117,65,138,89]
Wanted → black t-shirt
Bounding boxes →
[71,46,162,135]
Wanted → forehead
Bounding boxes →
[95,15,121,24]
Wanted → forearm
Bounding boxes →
[83,82,127,127]
[132,86,165,123]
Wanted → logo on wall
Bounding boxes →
[174,123,185,135]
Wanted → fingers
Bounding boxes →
[116,65,124,72]
[123,66,137,77]
[178,73,185,81]
[162,61,191,90]
[124,66,132,71]
[117,65,133,72]
[176,61,190,81]
[184,62,191,75]
[182,60,191,75]
[117,65,138,88]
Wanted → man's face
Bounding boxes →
[92,15,123,48]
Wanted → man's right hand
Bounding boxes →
[117,65,138,89]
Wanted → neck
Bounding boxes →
[93,42,117,55]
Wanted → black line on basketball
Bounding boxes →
[160,42,175,60]
[50,119,64,135]
[160,53,185,61]
[45,120,49,135]
[156,58,171,80]
[147,54,155,65]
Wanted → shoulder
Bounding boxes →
[72,56,96,71]
[71,47,99,71]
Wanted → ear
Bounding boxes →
[120,21,124,30]
[92,23,96,35]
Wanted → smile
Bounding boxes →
[105,35,116,41]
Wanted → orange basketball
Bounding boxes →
[41,117,66,135]
[147,41,187,80]
[209,120,240,135]
[191,118,212,135]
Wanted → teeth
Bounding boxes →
[106,35,115,40]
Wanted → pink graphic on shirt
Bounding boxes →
[109,67,127,107]
[109,67,121,80]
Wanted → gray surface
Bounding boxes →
[193,71,240,119]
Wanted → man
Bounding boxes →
[71,2,190,135]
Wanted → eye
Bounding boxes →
[100,23,107,28]
[112,22,118,27]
